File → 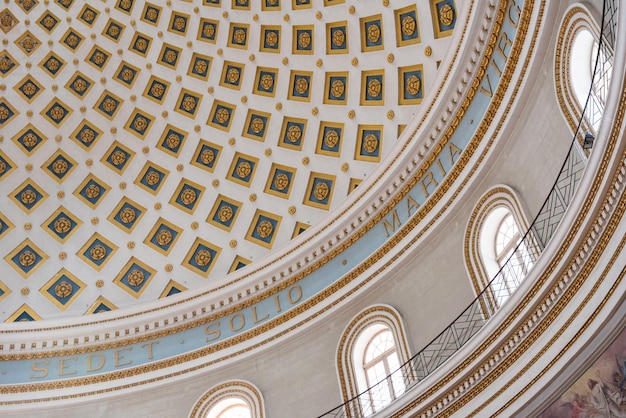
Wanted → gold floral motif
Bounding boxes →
[330,79,345,98]
[273,173,289,191]
[133,116,148,131]
[363,133,379,153]
[201,149,215,164]
[83,10,95,22]
[173,17,186,30]
[202,24,215,38]
[110,150,126,166]
[367,79,382,98]
[0,106,8,120]
[18,250,36,267]
[127,269,144,287]
[286,125,301,143]
[164,50,177,64]
[80,128,95,143]
[0,12,15,28]
[367,23,381,43]
[332,29,345,47]
[324,129,339,148]
[22,133,38,147]
[147,8,158,21]
[401,15,416,36]
[0,161,5,174]
[89,245,106,261]
[295,77,309,95]
[226,68,240,83]
[135,38,148,52]
[250,117,264,134]
[93,51,105,65]
[20,36,37,52]
[256,220,273,238]
[54,281,72,298]
[439,4,455,26]
[22,82,37,96]
[298,32,311,48]
[236,161,251,178]
[73,79,87,93]
[182,96,196,112]
[49,105,65,121]
[54,217,71,234]
[233,29,246,44]
[42,16,56,29]
[156,229,172,246]
[20,190,36,204]
[194,60,207,74]
[66,34,79,47]
[85,184,100,198]
[194,249,212,267]
[119,207,136,224]
[121,69,134,81]
[46,58,60,71]
[0,57,12,71]
[52,159,68,174]
[119,0,131,9]
[265,31,278,47]
[313,182,329,200]
[180,188,197,205]
[215,108,230,124]
[217,206,233,222]
[102,98,117,113]
[150,83,165,97]
[406,75,421,95]
[260,74,274,90]
[22,0,35,9]
[108,25,120,37]
[145,170,160,186]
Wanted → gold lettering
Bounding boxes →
[252,306,269,324]
[436,158,446,176]
[114,348,132,367]
[448,143,462,164]
[419,171,438,198]
[274,295,282,313]
[382,209,402,238]
[141,341,159,359]
[204,322,221,342]
[229,313,245,332]
[288,285,303,304]
[59,357,78,376]
[479,73,495,97]
[508,0,521,27]
[490,58,503,77]
[30,360,49,379]
[496,32,513,62]
[406,195,420,217]
[87,354,104,372]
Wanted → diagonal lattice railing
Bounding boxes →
[317,0,616,416]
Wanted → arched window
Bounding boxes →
[189,380,264,418]
[464,186,536,310]
[555,4,611,144]
[337,305,412,416]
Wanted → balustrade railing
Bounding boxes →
[317,0,616,416]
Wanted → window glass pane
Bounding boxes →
[217,404,251,418]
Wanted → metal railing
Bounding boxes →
[317,0,616,416]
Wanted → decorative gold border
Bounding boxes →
[360,69,385,106]
[359,14,384,52]
[93,90,124,120]
[326,21,349,55]
[302,171,336,210]
[394,4,421,47]
[64,71,94,99]
[354,124,383,162]
[100,140,135,173]
[182,237,222,278]
[226,152,259,187]
[41,206,82,244]
[228,255,251,273]
[143,218,183,256]
[242,109,271,142]
[114,60,140,88]
[72,173,111,209]
[133,161,170,195]
[85,296,117,315]
[252,66,279,98]
[142,75,170,104]
[167,11,190,36]
[187,52,212,81]
[8,178,48,215]
[11,124,46,156]
[3,238,49,279]
[123,108,154,140]
[159,280,188,298]
[84,45,111,72]
[287,70,313,102]
[219,60,245,90]
[323,71,349,105]
[5,304,42,322]
[168,178,206,215]
[292,25,314,55]
[206,194,243,232]
[174,89,202,119]
[315,121,344,157]
[14,74,44,103]
[263,163,297,199]
[259,25,281,53]
[207,100,236,132]
[39,269,87,311]
[113,257,157,299]
[106,197,147,234]
[278,116,307,151]
[244,209,282,249]
[40,98,72,127]
[76,233,118,272]
[41,150,77,183]
[227,22,250,50]
[190,139,223,173]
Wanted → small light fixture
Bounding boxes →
[583,133,595,150]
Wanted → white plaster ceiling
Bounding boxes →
[0,0,459,320]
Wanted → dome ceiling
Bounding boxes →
[0,0,458,320]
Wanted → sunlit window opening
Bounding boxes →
[208,398,252,418]
[361,329,405,414]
